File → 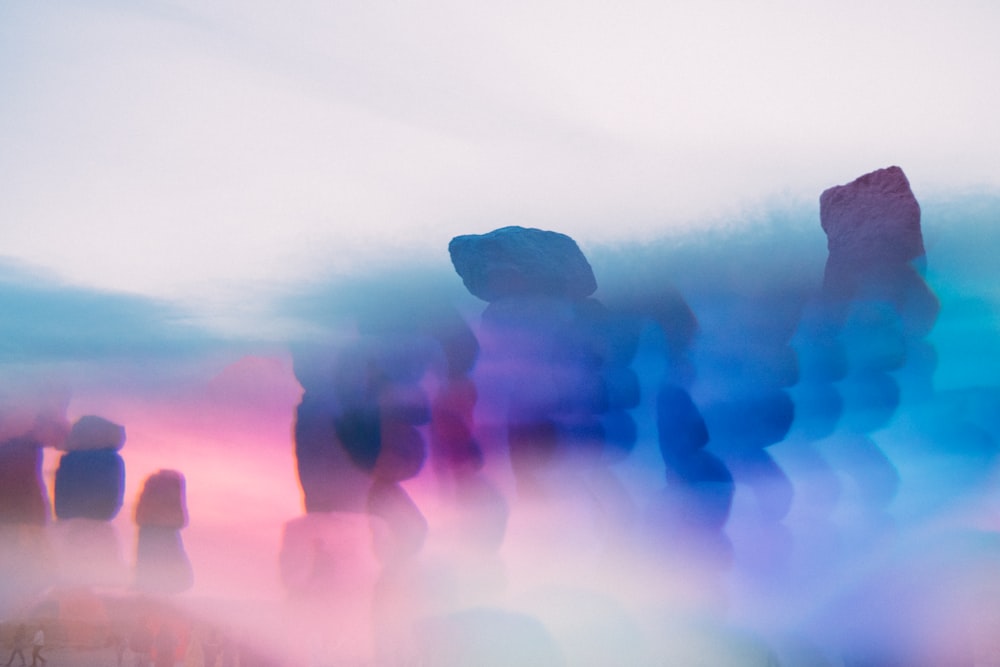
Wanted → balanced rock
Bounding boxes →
[820,166,925,282]
[61,415,125,451]
[449,226,597,302]
[135,470,188,529]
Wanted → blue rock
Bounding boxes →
[53,449,125,520]
[62,415,125,452]
[449,226,597,302]
[656,385,709,457]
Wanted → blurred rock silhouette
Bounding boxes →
[134,469,193,593]
[0,437,49,527]
[0,384,69,612]
[449,225,598,301]
[811,166,938,509]
[51,415,128,587]
[54,416,126,521]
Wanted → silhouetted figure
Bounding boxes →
[28,629,44,667]
[4,624,27,667]
[110,630,127,667]
[153,626,177,667]
[130,623,153,667]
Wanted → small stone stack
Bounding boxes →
[813,166,937,507]
[449,226,648,572]
[134,469,193,593]
[449,226,618,488]
[51,416,129,586]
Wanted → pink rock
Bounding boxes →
[820,166,939,331]
[820,166,924,267]
[134,470,188,528]
[0,438,49,525]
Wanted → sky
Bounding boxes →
[1,0,999,326]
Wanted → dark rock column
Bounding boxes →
[449,227,611,489]
[449,226,644,569]
[0,386,69,612]
[638,290,737,571]
[133,469,193,594]
[54,416,126,520]
[285,289,487,664]
[0,437,49,527]
[51,415,128,587]
[813,166,938,509]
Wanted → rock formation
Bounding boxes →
[819,165,939,334]
[134,469,193,593]
[0,438,49,526]
[809,166,939,507]
[449,226,597,302]
[54,415,126,520]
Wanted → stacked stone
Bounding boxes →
[429,376,481,475]
[428,309,483,477]
[0,437,49,526]
[0,388,69,526]
[820,166,937,328]
[336,331,433,562]
[291,293,444,563]
[133,469,193,593]
[581,301,643,466]
[292,344,372,514]
[451,227,660,569]
[449,226,619,490]
[626,288,736,565]
[809,166,937,507]
[287,293,480,661]
[50,416,129,587]
[693,290,799,522]
[0,387,69,607]
[293,341,432,562]
[54,416,126,520]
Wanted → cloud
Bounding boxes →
[0,0,998,308]
[0,259,213,363]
